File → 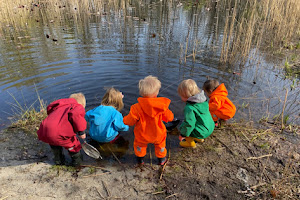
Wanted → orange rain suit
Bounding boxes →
[208,83,236,121]
[123,97,174,158]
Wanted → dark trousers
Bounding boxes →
[50,145,82,166]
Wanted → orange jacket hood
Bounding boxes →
[209,83,228,98]
[137,97,171,118]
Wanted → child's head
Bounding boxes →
[101,87,124,111]
[202,80,220,95]
[177,79,200,101]
[139,75,161,97]
[69,93,86,108]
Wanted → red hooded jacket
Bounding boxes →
[37,98,86,152]
[123,97,174,144]
[208,83,236,121]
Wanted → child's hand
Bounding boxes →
[79,133,86,139]
[179,135,185,141]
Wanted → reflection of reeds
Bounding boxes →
[220,0,300,64]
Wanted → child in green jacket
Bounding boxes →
[177,79,215,148]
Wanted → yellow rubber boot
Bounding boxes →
[180,137,196,148]
[193,138,204,143]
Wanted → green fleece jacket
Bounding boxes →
[180,91,215,139]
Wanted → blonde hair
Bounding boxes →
[177,79,201,98]
[203,80,220,93]
[69,93,86,108]
[139,75,161,97]
[101,87,124,111]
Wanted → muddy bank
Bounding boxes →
[0,122,299,199]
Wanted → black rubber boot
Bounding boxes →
[158,157,167,166]
[50,145,65,165]
[69,151,82,167]
[136,156,145,165]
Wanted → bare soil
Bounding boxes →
[0,122,299,200]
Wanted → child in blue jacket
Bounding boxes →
[85,88,129,143]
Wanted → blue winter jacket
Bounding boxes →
[85,105,129,142]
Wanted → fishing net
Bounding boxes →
[82,142,102,159]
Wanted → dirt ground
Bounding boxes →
[0,122,299,200]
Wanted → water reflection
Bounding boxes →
[0,0,299,129]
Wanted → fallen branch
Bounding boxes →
[246,154,272,160]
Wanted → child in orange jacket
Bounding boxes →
[203,80,236,126]
[123,75,174,165]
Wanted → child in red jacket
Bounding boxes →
[123,75,174,165]
[203,80,236,127]
[37,93,87,166]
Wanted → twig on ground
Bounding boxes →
[82,172,110,178]
[152,191,165,195]
[165,193,178,199]
[94,186,105,199]
[250,182,267,190]
[81,165,110,171]
[246,154,272,160]
[281,88,288,129]
[160,149,171,180]
[107,147,123,167]
[212,135,237,155]
[102,180,111,198]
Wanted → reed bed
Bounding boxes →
[219,0,300,64]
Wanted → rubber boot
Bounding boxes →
[179,137,196,148]
[136,156,145,165]
[50,145,65,165]
[219,119,227,128]
[69,151,82,167]
[158,157,167,166]
[193,137,205,143]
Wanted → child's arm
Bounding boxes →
[179,107,196,137]
[85,110,91,122]
[209,97,222,112]
[123,106,139,126]
[113,112,129,131]
[69,106,87,132]
[162,109,174,123]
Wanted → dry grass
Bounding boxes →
[7,90,47,133]
[219,0,300,64]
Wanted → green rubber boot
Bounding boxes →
[69,151,82,167]
[50,145,65,165]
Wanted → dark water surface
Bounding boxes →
[0,1,299,162]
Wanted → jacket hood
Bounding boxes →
[47,98,79,115]
[137,97,171,118]
[209,83,228,98]
[187,91,206,103]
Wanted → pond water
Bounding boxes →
[0,1,299,162]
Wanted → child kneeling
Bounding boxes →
[123,75,174,165]
[178,79,215,148]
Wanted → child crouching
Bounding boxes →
[85,88,129,143]
[203,80,236,127]
[37,93,87,166]
[123,75,174,165]
[178,79,215,148]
